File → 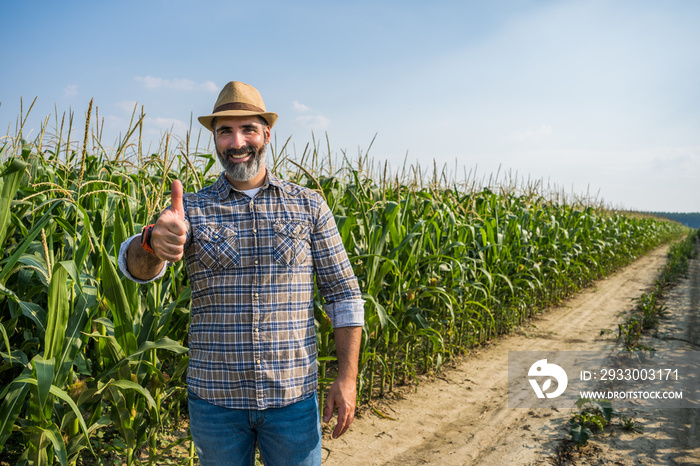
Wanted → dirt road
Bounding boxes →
[323,245,700,465]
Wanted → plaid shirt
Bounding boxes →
[119,171,364,409]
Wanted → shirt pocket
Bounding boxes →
[273,220,310,267]
[195,224,240,270]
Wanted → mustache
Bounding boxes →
[224,146,257,157]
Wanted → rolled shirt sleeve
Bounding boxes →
[324,299,365,328]
[311,199,365,328]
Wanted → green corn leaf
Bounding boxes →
[85,330,129,381]
[59,259,82,293]
[43,422,68,466]
[54,291,89,388]
[75,205,99,271]
[170,355,190,382]
[0,201,57,285]
[114,209,140,323]
[362,292,391,330]
[158,285,191,338]
[0,282,18,301]
[99,243,135,355]
[123,193,135,237]
[44,262,69,361]
[0,158,28,249]
[92,317,115,334]
[26,425,50,465]
[30,355,55,413]
[74,224,93,273]
[113,204,128,262]
[103,379,158,412]
[0,375,30,448]
[17,252,50,286]
[92,336,187,382]
[10,376,94,456]
[18,300,47,336]
[132,336,188,356]
[0,322,14,365]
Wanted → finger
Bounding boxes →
[156,246,183,263]
[154,219,187,245]
[152,233,185,262]
[332,404,348,439]
[170,180,185,220]
[323,395,335,423]
[341,409,355,437]
[154,244,180,263]
[161,226,188,244]
[161,242,184,258]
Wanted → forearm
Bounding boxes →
[125,236,167,281]
[333,326,362,380]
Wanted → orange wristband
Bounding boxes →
[140,224,156,255]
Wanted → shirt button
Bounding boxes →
[256,359,261,364]
[254,292,259,298]
[253,228,257,234]
[254,259,258,265]
[254,328,259,333]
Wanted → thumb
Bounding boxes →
[170,180,184,220]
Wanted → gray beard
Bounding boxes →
[217,144,266,182]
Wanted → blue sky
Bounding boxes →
[2,0,699,212]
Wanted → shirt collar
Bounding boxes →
[213,169,286,201]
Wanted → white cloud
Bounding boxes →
[291,101,329,130]
[134,76,218,92]
[146,117,189,135]
[63,84,78,98]
[293,100,312,112]
[201,81,219,93]
[135,76,166,89]
[510,124,553,141]
[294,114,330,131]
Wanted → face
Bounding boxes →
[213,116,271,183]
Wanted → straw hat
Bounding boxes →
[198,81,278,131]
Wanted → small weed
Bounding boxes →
[568,398,615,447]
[567,398,647,448]
[613,230,697,353]
[621,415,644,433]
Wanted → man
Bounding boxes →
[118,81,364,465]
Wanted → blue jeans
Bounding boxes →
[188,389,322,466]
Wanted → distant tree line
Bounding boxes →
[647,212,700,229]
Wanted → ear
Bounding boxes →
[264,125,271,144]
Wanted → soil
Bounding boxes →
[321,244,700,465]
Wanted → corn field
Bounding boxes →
[0,103,690,465]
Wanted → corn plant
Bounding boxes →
[0,103,691,464]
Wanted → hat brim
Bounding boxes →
[198,110,278,131]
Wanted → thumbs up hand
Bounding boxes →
[151,180,188,262]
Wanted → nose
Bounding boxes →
[229,130,247,149]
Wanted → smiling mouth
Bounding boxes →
[228,152,253,161]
